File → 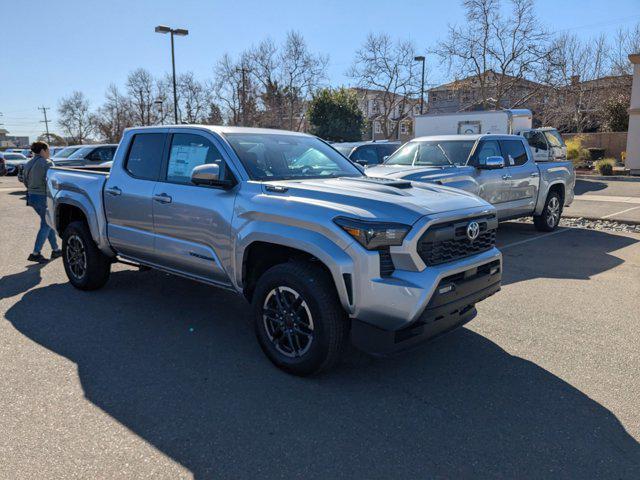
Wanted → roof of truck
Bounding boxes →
[125,125,311,137]
[412,134,525,142]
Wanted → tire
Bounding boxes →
[533,191,562,232]
[62,220,111,290]
[252,261,349,376]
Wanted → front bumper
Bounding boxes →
[351,258,501,355]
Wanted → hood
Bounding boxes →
[4,159,28,166]
[261,176,491,225]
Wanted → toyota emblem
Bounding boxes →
[466,221,480,241]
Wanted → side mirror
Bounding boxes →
[382,155,389,161]
[478,156,505,170]
[190,163,234,188]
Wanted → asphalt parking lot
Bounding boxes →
[1,176,639,479]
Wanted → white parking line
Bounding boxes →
[500,228,571,249]
[602,205,640,219]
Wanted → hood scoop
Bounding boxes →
[338,176,413,189]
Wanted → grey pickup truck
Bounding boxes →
[47,126,502,375]
[366,134,575,231]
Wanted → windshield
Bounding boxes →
[53,146,81,158]
[67,146,95,159]
[384,140,475,166]
[225,133,362,181]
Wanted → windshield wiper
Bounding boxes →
[436,144,454,166]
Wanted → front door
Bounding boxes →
[469,139,513,218]
[104,132,167,263]
[500,139,540,217]
[151,131,237,286]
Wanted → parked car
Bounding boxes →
[7,148,33,158]
[52,144,117,167]
[48,126,502,375]
[0,152,28,176]
[366,134,575,231]
[0,155,5,176]
[332,141,401,166]
[52,145,83,160]
[49,146,68,157]
[413,109,567,162]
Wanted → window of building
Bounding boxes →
[374,122,382,134]
[400,123,409,135]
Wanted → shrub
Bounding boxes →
[595,158,615,176]
[565,135,591,168]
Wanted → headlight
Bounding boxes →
[334,217,410,250]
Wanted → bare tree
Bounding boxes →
[176,72,211,124]
[57,91,95,143]
[279,31,328,130]
[543,34,611,132]
[248,38,286,128]
[126,68,162,126]
[348,33,419,139]
[213,53,259,126]
[433,0,550,110]
[93,84,133,142]
[610,23,640,75]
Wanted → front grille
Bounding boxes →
[417,216,497,266]
[379,247,395,277]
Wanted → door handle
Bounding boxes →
[105,186,121,196]
[501,174,512,180]
[530,172,540,177]
[153,193,172,204]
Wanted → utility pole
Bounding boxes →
[414,56,426,115]
[236,67,248,126]
[38,106,51,143]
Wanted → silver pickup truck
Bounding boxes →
[47,126,502,375]
[366,134,575,231]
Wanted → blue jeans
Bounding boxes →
[28,193,59,254]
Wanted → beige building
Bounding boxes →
[351,88,420,142]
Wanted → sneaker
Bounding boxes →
[51,249,63,260]
[27,253,49,264]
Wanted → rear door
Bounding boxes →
[104,132,167,262]
[151,130,237,286]
[468,139,512,217]
[500,139,540,217]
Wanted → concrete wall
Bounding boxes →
[562,132,628,160]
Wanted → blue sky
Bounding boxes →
[2,0,640,139]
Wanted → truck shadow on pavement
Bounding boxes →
[574,179,608,195]
[5,266,640,478]
[497,222,637,286]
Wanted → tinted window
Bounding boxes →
[474,140,502,165]
[89,146,116,162]
[68,146,95,159]
[500,140,528,166]
[351,146,379,165]
[225,133,361,181]
[166,133,227,184]
[332,145,354,156]
[524,131,548,150]
[378,144,400,158]
[125,134,165,180]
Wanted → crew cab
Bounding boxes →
[47,126,502,375]
[366,134,575,231]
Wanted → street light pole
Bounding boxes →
[414,55,426,115]
[155,25,189,124]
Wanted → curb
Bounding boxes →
[576,174,640,182]
[563,214,640,226]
